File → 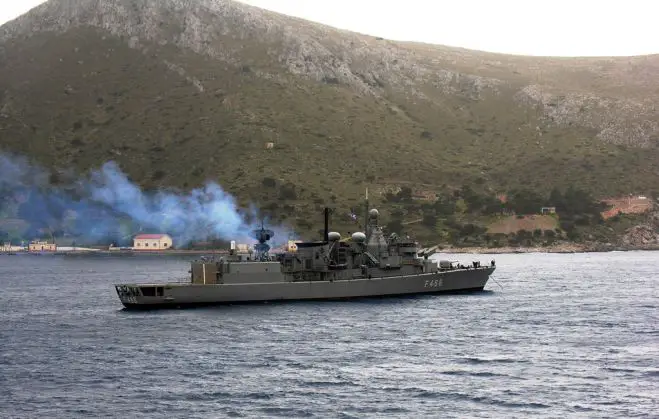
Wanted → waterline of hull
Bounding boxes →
[117,268,494,309]
[121,286,487,310]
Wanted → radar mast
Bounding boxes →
[252,219,274,261]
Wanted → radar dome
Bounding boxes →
[351,232,367,243]
[328,231,341,241]
[369,208,380,219]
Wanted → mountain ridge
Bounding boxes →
[4,0,659,97]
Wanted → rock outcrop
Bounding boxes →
[621,210,659,247]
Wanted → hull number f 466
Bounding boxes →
[424,279,443,288]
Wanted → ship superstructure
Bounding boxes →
[115,207,495,309]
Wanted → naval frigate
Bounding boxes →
[115,207,496,309]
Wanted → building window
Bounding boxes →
[145,243,148,247]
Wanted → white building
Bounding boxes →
[133,234,173,250]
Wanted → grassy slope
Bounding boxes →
[487,215,559,235]
[1,19,658,237]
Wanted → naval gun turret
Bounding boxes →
[252,224,274,261]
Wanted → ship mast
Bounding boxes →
[364,187,369,238]
[323,207,330,242]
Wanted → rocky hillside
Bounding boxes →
[1,0,659,231]
[621,209,659,248]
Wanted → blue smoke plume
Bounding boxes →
[0,153,291,247]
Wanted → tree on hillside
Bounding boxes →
[385,186,413,203]
[458,185,482,213]
[422,212,437,228]
[386,219,404,234]
[507,189,545,215]
[453,185,505,215]
[433,194,456,216]
[278,183,297,200]
[548,186,606,229]
[398,187,412,202]
[547,187,564,208]
[561,186,606,216]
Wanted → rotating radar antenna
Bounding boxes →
[252,222,274,261]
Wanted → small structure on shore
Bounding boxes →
[133,234,173,250]
[28,240,57,252]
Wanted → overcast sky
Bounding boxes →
[1,0,657,57]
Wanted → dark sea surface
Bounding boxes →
[0,251,657,418]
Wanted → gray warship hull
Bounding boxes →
[115,206,497,309]
[115,266,493,309]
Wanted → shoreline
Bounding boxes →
[434,243,659,254]
[0,249,231,256]
[4,244,658,257]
